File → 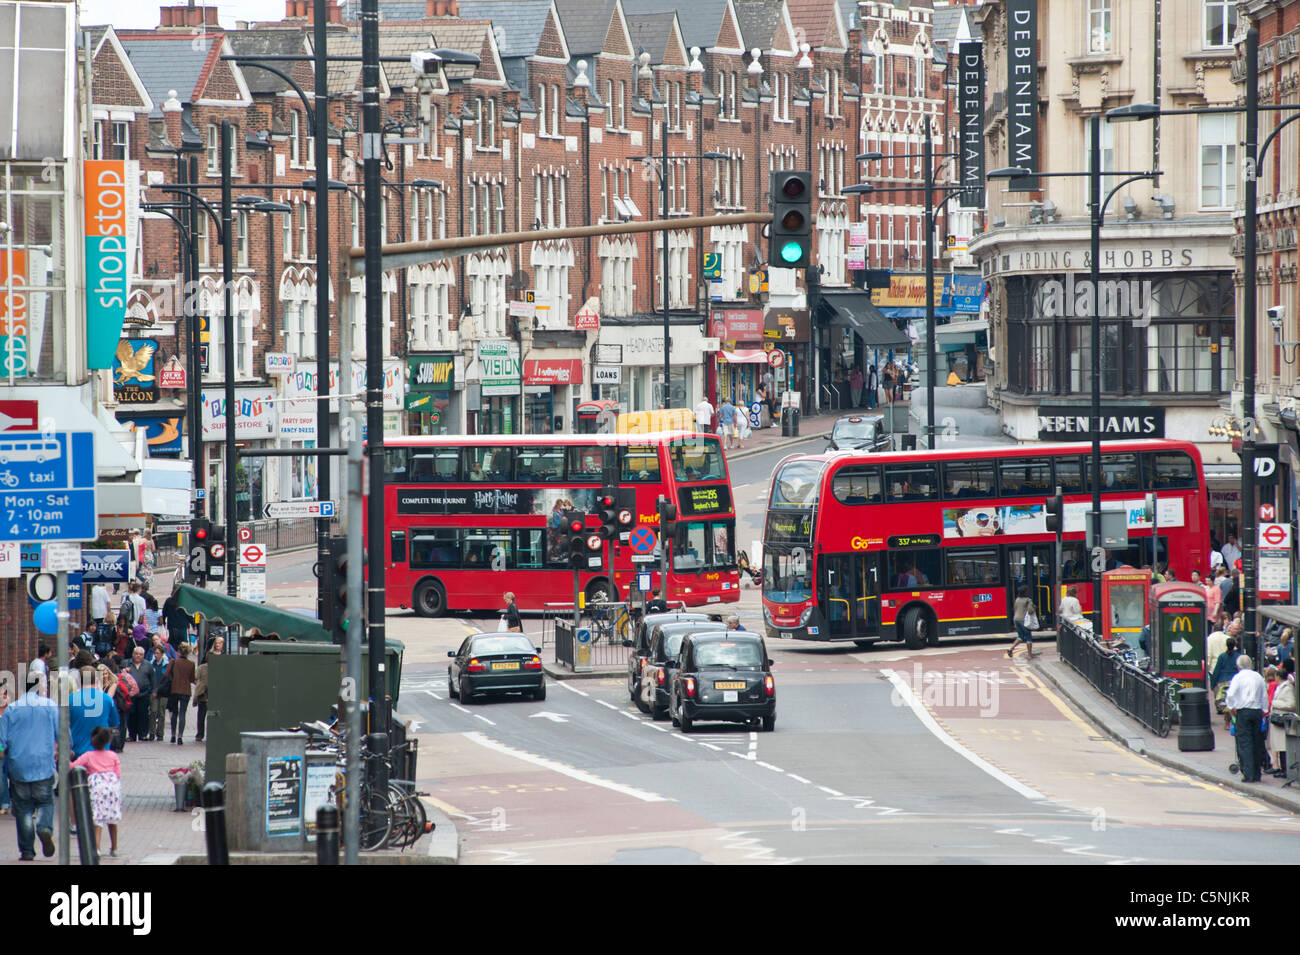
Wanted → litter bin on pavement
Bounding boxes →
[781,407,793,436]
[1176,687,1215,751]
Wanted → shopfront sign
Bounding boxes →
[524,358,583,386]
[111,338,159,403]
[959,41,986,207]
[265,352,295,376]
[871,275,942,309]
[598,326,706,366]
[408,354,455,389]
[0,249,27,378]
[1005,0,1039,191]
[116,412,183,455]
[477,340,521,396]
[1037,405,1165,441]
[159,356,186,389]
[201,387,277,442]
[593,365,621,385]
[764,308,810,343]
[85,160,130,369]
[574,297,600,330]
[711,308,764,342]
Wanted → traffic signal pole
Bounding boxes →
[344,408,363,865]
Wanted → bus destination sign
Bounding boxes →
[677,484,732,517]
[888,534,941,549]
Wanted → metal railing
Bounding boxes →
[153,517,335,566]
[1057,620,1177,737]
[546,600,635,670]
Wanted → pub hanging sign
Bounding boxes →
[113,338,160,403]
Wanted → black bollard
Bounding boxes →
[316,805,340,865]
[68,767,98,866]
[201,782,229,865]
[1177,687,1216,752]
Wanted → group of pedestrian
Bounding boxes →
[0,619,222,862]
[1223,651,1296,783]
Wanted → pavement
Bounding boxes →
[0,733,458,866]
[1031,644,1300,815]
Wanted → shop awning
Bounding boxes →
[934,318,989,347]
[817,291,910,348]
[718,349,770,364]
[174,583,329,642]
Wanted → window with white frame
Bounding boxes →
[551,82,561,135]
[410,189,421,242]
[874,55,885,94]
[1200,112,1237,208]
[598,237,636,316]
[1204,0,1236,48]
[531,242,573,330]
[817,209,847,285]
[618,80,627,127]
[196,211,210,269]
[349,283,365,357]
[299,200,310,259]
[206,123,219,174]
[466,254,509,338]
[290,110,302,166]
[823,68,841,117]
[711,225,745,300]
[915,56,925,96]
[236,281,256,379]
[1088,0,1112,53]
[605,79,615,129]
[537,83,548,136]
[493,182,505,234]
[282,200,293,261]
[476,96,497,149]
[351,194,361,248]
[237,211,249,268]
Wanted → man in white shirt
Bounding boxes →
[1225,654,1269,782]
[1208,548,1224,572]
[90,584,110,630]
[693,396,714,434]
[1220,535,1241,571]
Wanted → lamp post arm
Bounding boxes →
[1259,112,1300,169]
[156,186,224,242]
[233,60,314,126]
[1098,173,1159,227]
[140,205,191,238]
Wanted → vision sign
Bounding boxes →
[85,160,130,369]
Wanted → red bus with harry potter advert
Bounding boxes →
[375,433,740,616]
[761,439,1210,647]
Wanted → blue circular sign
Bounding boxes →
[629,526,657,555]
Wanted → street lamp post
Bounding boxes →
[632,135,727,411]
[988,139,1158,633]
[855,126,960,449]
[1108,26,1300,663]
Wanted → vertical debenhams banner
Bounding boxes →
[1005,0,1039,191]
[958,42,985,208]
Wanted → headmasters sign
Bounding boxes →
[1037,405,1165,441]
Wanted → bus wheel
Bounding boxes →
[902,608,926,651]
[414,579,447,618]
[585,578,615,607]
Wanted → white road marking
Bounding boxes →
[818,785,843,796]
[882,668,1045,801]
[450,703,471,716]
[700,743,722,751]
[473,714,496,726]
[755,761,785,773]
[558,683,590,698]
[620,711,641,720]
[462,731,667,802]
[786,773,811,784]
[596,700,619,710]
[423,689,443,701]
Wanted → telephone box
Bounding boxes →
[1152,582,1207,688]
[1101,565,1150,648]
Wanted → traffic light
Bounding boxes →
[206,523,227,579]
[658,498,677,537]
[597,488,619,540]
[326,535,352,644]
[769,170,812,269]
[188,518,211,577]
[1045,493,1063,536]
[563,509,589,569]
[617,487,636,532]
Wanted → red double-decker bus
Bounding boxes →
[761,439,1210,648]
[377,432,740,616]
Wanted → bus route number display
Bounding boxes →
[678,484,732,516]
[888,534,941,549]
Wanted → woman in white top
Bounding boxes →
[1057,584,1084,627]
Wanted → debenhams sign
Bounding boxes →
[1038,404,1165,441]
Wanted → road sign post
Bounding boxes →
[265,499,337,520]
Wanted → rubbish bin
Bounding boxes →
[900,433,917,451]
[790,407,800,436]
[1176,687,1215,752]
[781,407,793,436]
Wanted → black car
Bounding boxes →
[638,620,727,718]
[448,632,545,703]
[670,631,775,733]
[827,414,891,452]
[625,611,711,709]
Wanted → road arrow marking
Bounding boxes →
[1171,637,1193,657]
[528,711,570,723]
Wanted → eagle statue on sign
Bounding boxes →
[114,340,157,384]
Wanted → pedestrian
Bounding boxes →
[122,646,154,743]
[1221,534,1242,570]
[147,640,170,742]
[882,362,896,404]
[70,726,121,858]
[849,366,864,408]
[1226,654,1269,782]
[1203,569,1222,627]
[1268,659,1296,777]
[1279,629,1294,666]
[1057,584,1084,627]
[646,588,669,614]
[1211,636,1241,727]
[193,636,221,744]
[694,394,714,434]
[502,591,522,633]
[865,362,879,410]
[68,651,119,760]
[725,614,746,632]
[168,643,197,745]
[1224,561,1242,616]
[1009,585,1036,659]
[1206,618,1232,672]
[719,396,737,450]
[0,670,58,860]
[90,582,110,635]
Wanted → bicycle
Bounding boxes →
[587,603,633,645]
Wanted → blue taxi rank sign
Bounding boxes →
[0,432,97,542]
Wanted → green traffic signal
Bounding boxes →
[780,241,804,264]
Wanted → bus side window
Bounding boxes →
[1145,451,1196,490]
[1101,453,1139,491]
[884,465,937,502]
[942,462,995,499]
[390,530,407,564]
[515,530,545,568]
[888,549,942,589]
[1054,456,1087,494]
[386,448,409,478]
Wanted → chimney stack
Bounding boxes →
[158,5,220,29]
